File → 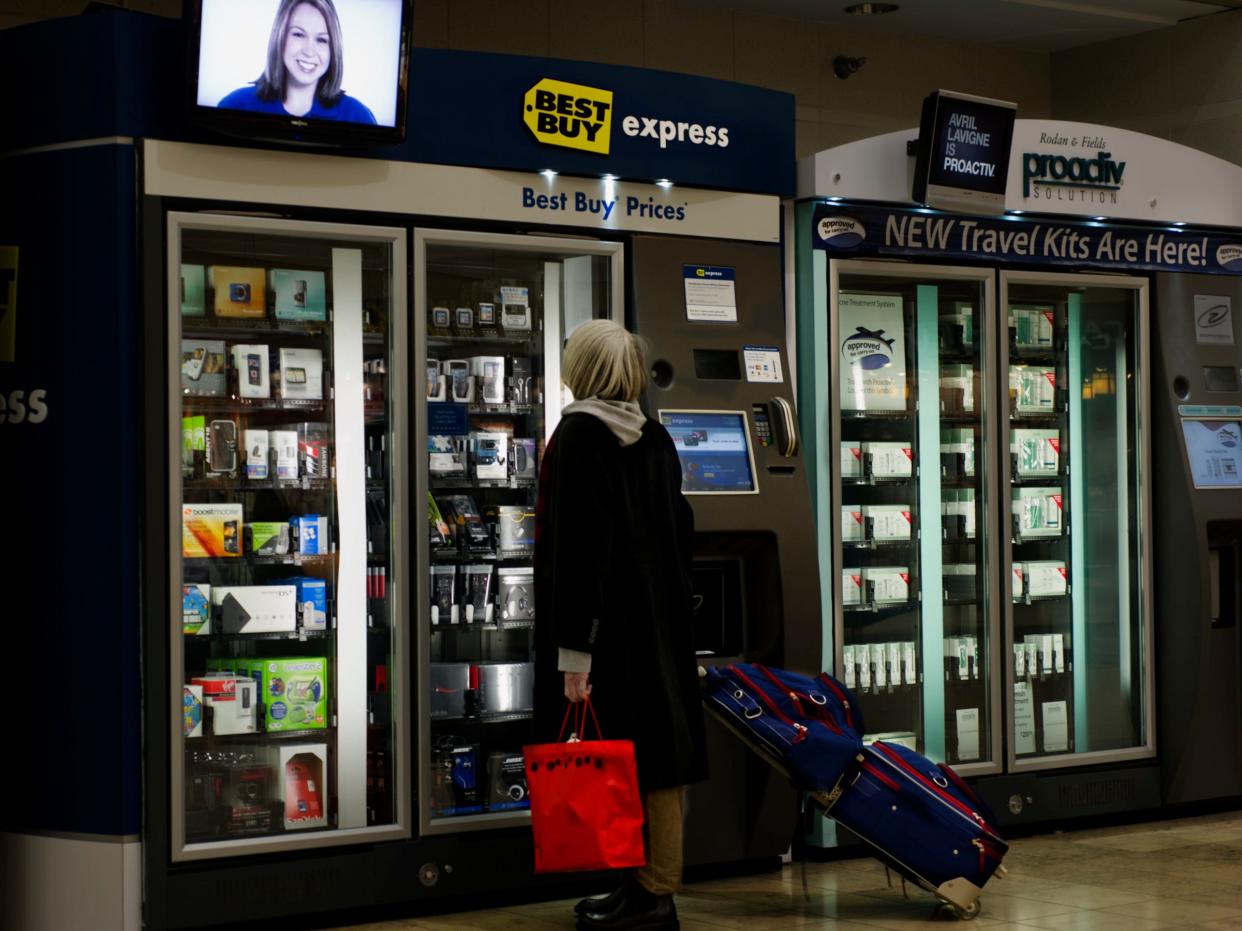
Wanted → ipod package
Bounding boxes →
[208,266,266,318]
[232,344,271,399]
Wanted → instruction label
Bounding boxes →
[1195,295,1234,345]
[742,345,783,383]
[683,265,737,322]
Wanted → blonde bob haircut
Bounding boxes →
[562,319,648,403]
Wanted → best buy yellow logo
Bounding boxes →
[696,268,706,277]
[524,78,613,155]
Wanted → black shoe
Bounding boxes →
[575,883,628,917]
[577,885,678,931]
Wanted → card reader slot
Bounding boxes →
[766,465,797,475]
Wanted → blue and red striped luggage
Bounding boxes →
[816,740,1008,917]
[702,663,1007,918]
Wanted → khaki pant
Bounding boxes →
[635,786,686,896]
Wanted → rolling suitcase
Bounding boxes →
[703,663,1007,919]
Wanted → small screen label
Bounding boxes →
[1182,419,1242,488]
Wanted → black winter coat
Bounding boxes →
[533,412,708,790]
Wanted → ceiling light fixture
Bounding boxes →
[540,169,557,179]
[601,174,618,182]
[844,2,899,14]
[656,179,674,189]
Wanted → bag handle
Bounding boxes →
[558,697,603,742]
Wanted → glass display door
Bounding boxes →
[1000,271,1153,770]
[414,229,623,834]
[828,262,1001,773]
[168,213,408,859]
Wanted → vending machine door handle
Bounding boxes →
[771,396,798,458]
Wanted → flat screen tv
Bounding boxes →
[187,0,412,146]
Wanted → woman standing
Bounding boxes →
[534,319,707,931]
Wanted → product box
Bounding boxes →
[279,348,324,400]
[182,503,243,558]
[476,662,535,714]
[430,663,470,718]
[1012,564,1027,602]
[939,302,974,348]
[1011,303,1055,349]
[863,566,909,605]
[181,339,227,397]
[231,344,271,399]
[477,302,498,327]
[1042,699,1069,752]
[270,269,327,321]
[208,265,266,318]
[1024,634,1055,676]
[182,583,212,635]
[431,565,459,625]
[1013,487,1063,538]
[291,515,330,554]
[841,441,863,480]
[857,643,872,690]
[956,707,981,762]
[841,506,864,543]
[270,430,299,480]
[296,422,331,478]
[454,306,474,332]
[256,657,328,732]
[191,675,258,735]
[430,305,451,329]
[463,564,494,625]
[1013,428,1060,477]
[242,429,269,480]
[487,752,529,811]
[1014,643,1027,679]
[945,637,961,679]
[903,642,918,686]
[874,642,889,689]
[1011,365,1057,413]
[864,731,919,751]
[842,644,856,689]
[276,743,329,829]
[841,569,862,606]
[942,490,977,540]
[942,563,977,602]
[246,521,290,556]
[498,505,535,554]
[443,359,475,403]
[181,264,206,316]
[472,357,506,405]
[864,442,913,480]
[1024,642,1038,679]
[864,505,912,542]
[183,684,203,738]
[432,742,484,816]
[1053,633,1066,674]
[499,285,532,331]
[273,576,329,630]
[1024,560,1068,598]
[429,435,468,477]
[940,363,975,414]
[497,566,535,623]
[214,585,298,634]
[941,427,975,478]
[182,415,206,476]
[471,431,509,480]
[512,438,538,480]
[441,495,490,548]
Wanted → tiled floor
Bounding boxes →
[331,809,1242,931]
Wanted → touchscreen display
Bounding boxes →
[195,0,405,128]
[659,411,757,494]
[1182,419,1242,489]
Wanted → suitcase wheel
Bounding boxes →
[949,899,981,921]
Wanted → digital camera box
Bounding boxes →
[208,266,266,318]
[487,752,529,811]
[182,503,243,558]
[181,264,205,316]
[255,657,328,732]
[275,743,329,829]
[279,348,324,400]
[270,269,327,321]
[181,339,226,397]
[182,583,212,635]
[213,585,298,634]
[231,344,271,399]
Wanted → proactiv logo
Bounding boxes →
[1217,244,1242,272]
[524,78,614,155]
[523,78,731,155]
[817,216,866,248]
[841,326,896,371]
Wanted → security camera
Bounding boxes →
[833,55,867,79]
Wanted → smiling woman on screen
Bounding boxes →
[218,0,377,125]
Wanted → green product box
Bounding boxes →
[181,264,205,316]
[255,657,328,732]
[247,521,291,556]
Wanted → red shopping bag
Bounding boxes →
[524,699,646,873]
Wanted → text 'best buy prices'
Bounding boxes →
[522,188,687,222]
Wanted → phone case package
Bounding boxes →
[181,264,206,317]
[279,348,324,400]
[181,339,227,397]
[232,345,271,399]
[270,269,327,321]
[182,503,243,558]
[208,266,266,318]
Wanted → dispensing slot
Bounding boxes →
[1209,538,1237,629]
[693,349,742,380]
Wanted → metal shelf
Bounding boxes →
[429,711,533,725]
[184,477,333,493]
[180,397,327,414]
[182,319,332,340]
[431,619,535,632]
[183,553,334,567]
